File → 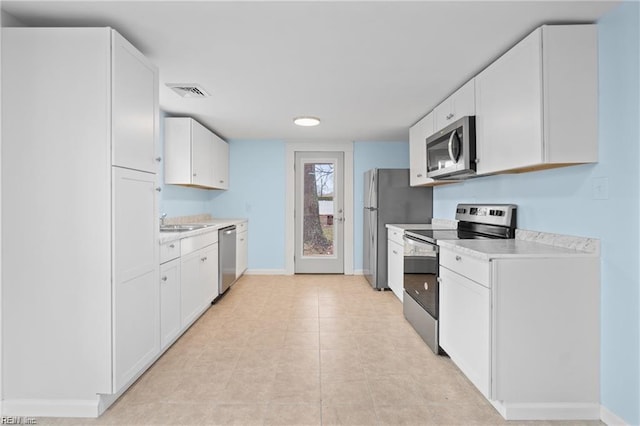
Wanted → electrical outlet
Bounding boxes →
[592,177,609,200]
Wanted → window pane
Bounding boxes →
[302,162,334,257]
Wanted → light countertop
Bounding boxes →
[438,238,599,261]
[159,218,247,244]
[386,220,457,232]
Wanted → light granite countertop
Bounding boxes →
[386,219,457,232]
[159,218,247,244]
[438,238,599,261]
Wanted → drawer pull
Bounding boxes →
[169,244,175,249]
[161,276,168,282]
[417,173,423,177]
[201,256,207,262]
[155,157,162,163]
[455,255,462,261]
[392,250,398,255]
[446,113,455,120]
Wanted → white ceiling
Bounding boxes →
[2,0,618,142]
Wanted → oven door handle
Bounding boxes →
[403,235,438,257]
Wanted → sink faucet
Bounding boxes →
[160,213,167,226]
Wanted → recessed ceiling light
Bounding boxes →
[293,116,320,127]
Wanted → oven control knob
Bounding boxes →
[424,282,429,291]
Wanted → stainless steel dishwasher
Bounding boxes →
[218,225,237,295]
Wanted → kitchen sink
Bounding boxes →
[159,224,208,232]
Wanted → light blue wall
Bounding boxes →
[433,3,640,422]
[353,141,410,271]
[207,140,286,271]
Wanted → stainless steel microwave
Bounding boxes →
[426,116,477,180]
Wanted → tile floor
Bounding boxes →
[39,275,602,425]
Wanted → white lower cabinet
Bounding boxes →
[439,266,490,397]
[387,239,404,302]
[236,226,248,278]
[180,232,219,328]
[439,246,600,420]
[160,259,181,349]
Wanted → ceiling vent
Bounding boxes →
[166,83,210,98]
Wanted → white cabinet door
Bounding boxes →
[180,249,204,327]
[409,113,434,186]
[236,230,248,278]
[212,133,229,190]
[439,266,491,398]
[387,239,404,302]
[111,32,158,174]
[434,79,475,132]
[160,259,181,349]
[112,167,160,392]
[201,243,219,303]
[191,120,213,187]
[475,29,543,175]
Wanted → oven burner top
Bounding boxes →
[405,204,518,244]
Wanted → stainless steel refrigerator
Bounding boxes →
[363,169,433,289]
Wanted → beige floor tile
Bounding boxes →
[321,379,374,406]
[376,404,436,425]
[207,403,267,426]
[264,403,322,426]
[321,404,380,426]
[36,275,590,426]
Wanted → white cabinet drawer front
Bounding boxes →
[160,240,181,264]
[180,231,218,256]
[440,248,489,287]
[388,228,405,245]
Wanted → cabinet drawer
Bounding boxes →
[440,248,489,287]
[181,231,218,256]
[388,227,405,245]
[160,240,181,264]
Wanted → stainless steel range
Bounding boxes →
[402,204,517,354]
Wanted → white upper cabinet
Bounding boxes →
[111,32,159,174]
[434,79,475,132]
[475,25,597,175]
[409,112,433,186]
[164,117,229,190]
[211,133,230,190]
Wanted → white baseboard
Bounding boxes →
[2,398,101,418]
[353,269,364,275]
[600,405,629,425]
[490,400,600,420]
[244,269,287,275]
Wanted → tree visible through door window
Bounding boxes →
[303,162,335,256]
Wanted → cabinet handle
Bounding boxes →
[161,276,168,282]
[201,256,207,262]
[169,244,175,248]
[155,187,162,192]
[219,180,224,184]
[446,113,454,120]
[455,255,462,261]
[193,173,197,177]
[155,157,162,163]
[240,238,245,242]
[417,173,423,177]
[392,250,398,255]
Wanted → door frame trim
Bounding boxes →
[285,141,354,275]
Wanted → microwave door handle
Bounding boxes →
[447,130,458,163]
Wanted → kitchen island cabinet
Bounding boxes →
[475,25,597,175]
[438,239,600,420]
[2,27,159,417]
